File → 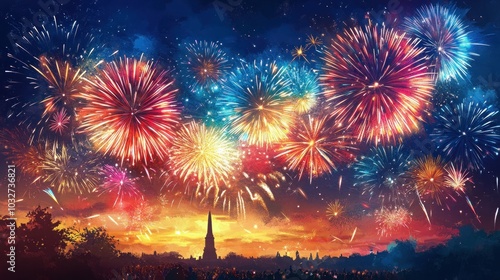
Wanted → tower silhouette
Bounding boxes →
[202,211,217,260]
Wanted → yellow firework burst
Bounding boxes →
[169,121,239,191]
[292,45,309,62]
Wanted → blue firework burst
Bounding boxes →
[285,63,320,114]
[431,102,500,170]
[177,40,232,125]
[218,60,294,145]
[354,145,413,204]
[404,4,480,82]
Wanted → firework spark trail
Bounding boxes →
[416,189,432,226]
[86,214,100,219]
[350,227,357,243]
[321,24,434,144]
[43,188,61,208]
[339,175,342,191]
[465,196,481,223]
[495,207,499,230]
[330,235,345,243]
[108,215,119,226]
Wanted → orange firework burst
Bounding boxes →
[305,34,322,50]
[276,114,356,183]
[79,56,180,166]
[376,207,411,236]
[169,121,239,193]
[411,156,449,204]
[0,128,45,177]
[320,25,434,144]
[326,200,345,220]
[34,57,86,117]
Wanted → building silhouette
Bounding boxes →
[202,211,217,260]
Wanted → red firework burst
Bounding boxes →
[276,114,356,183]
[79,56,181,166]
[320,25,434,144]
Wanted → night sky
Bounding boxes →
[1,0,500,259]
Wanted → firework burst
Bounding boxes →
[404,4,480,82]
[354,145,413,204]
[49,108,71,134]
[276,114,355,183]
[285,64,320,114]
[169,121,239,192]
[444,164,471,193]
[431,102,500,170]
[305,35,322,50]
[411,155,449,204]
[35,57,86,117]
[326,200,345,220]
[291,46,309,62]
[41,142,100,194]
[79,56,181,166]
[5,18,103,139]
[100,165,142,207]
[180,40,231,92]
[125,200,156,230]
[220,60,294,146]
[376,207,412,236]
[0,128,45,177]
[320,25,433,144]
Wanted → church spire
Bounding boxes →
[203,211,217,260]
[207,211,214,237]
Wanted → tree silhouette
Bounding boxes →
[17,206,68,258]
[70,227,119,260]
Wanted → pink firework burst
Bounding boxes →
[49,108,71,134]
[100,165,142,208]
